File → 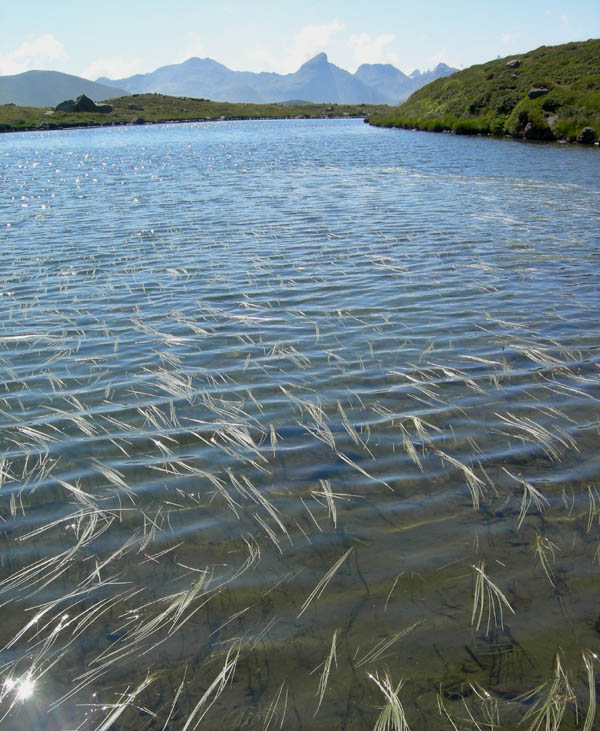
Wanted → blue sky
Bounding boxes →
[1,0,598,80]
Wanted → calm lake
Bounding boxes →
[0,119,599,729]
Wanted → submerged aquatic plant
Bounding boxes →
[369,670,410,731]
[534,534,560,587]
[435,449,487,510]
[471,561,515,635]
[502,467,549,529]
[582,650,598,731]
[313,628,339,715]
[296,548,353,618]
[356,622,422,669]
[520,652,577,731]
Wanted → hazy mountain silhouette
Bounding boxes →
[99,53,457,104]
[0,55,458,107]
[355,62,457,103]
[0,71,127,107]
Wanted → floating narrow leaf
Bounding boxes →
[297,548,353,618]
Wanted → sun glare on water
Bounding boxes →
[4,675,36,702]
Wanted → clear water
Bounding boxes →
[0,119,599,729]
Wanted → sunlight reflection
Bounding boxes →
[4,674,36,702]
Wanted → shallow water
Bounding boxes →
[0,119,599,729]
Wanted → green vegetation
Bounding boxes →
[0,93,389,133]
[368,38,600,143]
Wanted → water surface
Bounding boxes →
[0,120,599,729]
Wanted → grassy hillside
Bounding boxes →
[0,93,388,134]
[368,38,600,143]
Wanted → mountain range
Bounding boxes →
[0,54,457,108]
[99,53,457,105]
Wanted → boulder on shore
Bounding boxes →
[523,121,554,141]
[74,94,98,112]
[55,99,76,112]
[576,126,596,144]
[54,95,113,114]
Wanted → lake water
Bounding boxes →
[0,119,599,729]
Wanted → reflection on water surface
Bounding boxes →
[0,120,599,729]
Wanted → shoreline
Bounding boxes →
[366,117,600,147]
[0,93,386,136]
[0,113,367,136]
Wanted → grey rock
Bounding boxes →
[55,96,111,113]
[74,94,98,112]
[130,116,146,125]
[127,103,143,110]
[523,121,554,140]
[506,59,521,68]
[576,126,597,144]
[528,87,550,99]
[55,99,76,112]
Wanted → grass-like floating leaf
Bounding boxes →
[471,561,515,635]
[369,670,410,731]
[520,652,576,731]
[356,621,421,668]
[582,650,598,731]
[297,548,353,618]
[314,628,338,715]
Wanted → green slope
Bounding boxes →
[368,38,600,143]
[0,93,388,133]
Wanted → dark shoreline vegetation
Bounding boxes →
[0,93,390,134]
[367,38,600,145]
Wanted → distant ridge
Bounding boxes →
[0,70,127,107]
[354,62,456,103]
[98,53,458,105]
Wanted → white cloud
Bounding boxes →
[279,19,346,73]
[560,14,568,25]
[81,57,146,81]
[0,34,68,76]
[348,33,398,69]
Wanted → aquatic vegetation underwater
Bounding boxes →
[0,120,599,729]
